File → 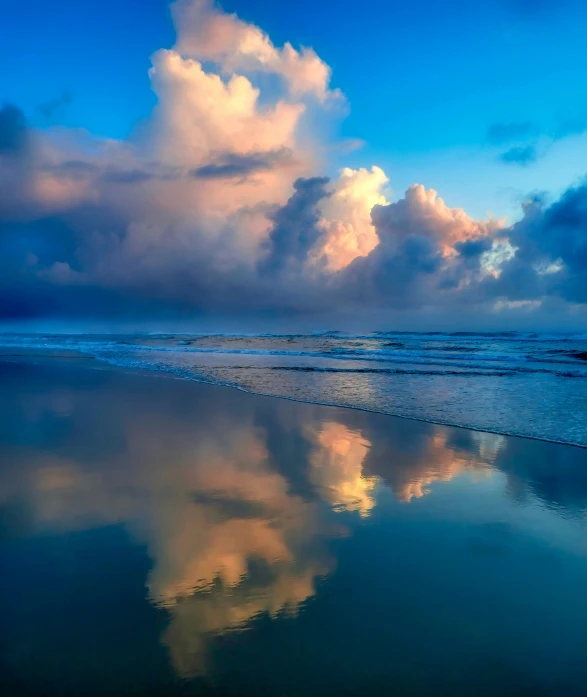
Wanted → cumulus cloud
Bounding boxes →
[482,184,587,304]
[258,176,331,276]
[334,184,504,309]
[171,0,340,102]
[314,166,388,271]
[0,0,586,326]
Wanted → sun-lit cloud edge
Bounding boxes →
[0,0,586,327]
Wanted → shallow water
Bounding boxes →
[1,330,586,445]
[1,359,587,696]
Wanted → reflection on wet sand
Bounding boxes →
[305,421,376,516]
[383,430,497,503]
[0,365,361,675]
[4,360,586,685]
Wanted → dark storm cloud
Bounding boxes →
[340,235,442,308]
[336,180,586,313]
[499,145,538,166]
[481,183,587,303]
[336,193,448,308]
[455,237,493,258]
[190,148,295,180]
[493,437,587,511]
[258,176,331,276]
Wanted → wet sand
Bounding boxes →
[1,357,587,696]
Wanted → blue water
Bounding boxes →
[1,330,586,445]
[1,359,587,696]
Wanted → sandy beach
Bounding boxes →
[1,356,587,696]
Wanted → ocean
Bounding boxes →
[1,330,586,446]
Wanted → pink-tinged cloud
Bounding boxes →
[171,0,341,102]
[0,0,585,324]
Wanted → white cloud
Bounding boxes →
[315,166,389,270]
[0,0,584,324]
[171,0,341,102]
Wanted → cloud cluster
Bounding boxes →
[481,185,587,304]
[0,0,586,327]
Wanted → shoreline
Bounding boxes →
[2,349,586,451]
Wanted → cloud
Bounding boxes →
[258,176,331,276]
[335,184,503,309]
[363,421,495,503]
[499,145,538,166]
[330,138,366,155]
[0,0,587,327]
[0,104,28,154]
[171,0,340,102]
[190,147,296,180]
[484,183,587,304]
[314,166,388,271]
[146,47,306,166]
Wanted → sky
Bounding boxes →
[1,0,587,330]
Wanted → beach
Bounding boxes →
[1,355,587,696]
[2,331,587,446]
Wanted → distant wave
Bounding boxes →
[2,330,587,446]
[270,366,515,377]
[2,335,586,371]
[270,366,587,378]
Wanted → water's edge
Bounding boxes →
[4,349,585,451]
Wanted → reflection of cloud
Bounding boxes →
[12,438,334,677]
[306,421,376,517]
[363,423,495,503]
[162,559,326,676]
[472,431,506,463]
[13,364,584,683]
[0,375,350,677]
[395,432,493,502]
